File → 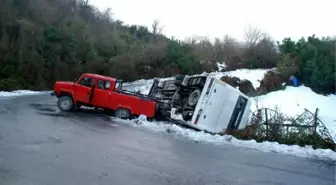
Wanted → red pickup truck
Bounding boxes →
[51,73,158,119]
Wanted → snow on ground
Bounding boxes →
[125,68,273,92]
[113,115,336,162]
[134,83,153,95]
[123,69,336,141]
[0,90,49,97]
[123,81,155,95]
[123,76,175,95]
[252,85,336,142]
[125,68,274,90]
[123,77,174,86]
[123,79,152,85]
[215,68,274,89]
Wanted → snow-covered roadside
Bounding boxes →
[113,116,336,162]
[0,90,50,97]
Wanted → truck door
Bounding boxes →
[74,76,96,104]
[92,79,112,108]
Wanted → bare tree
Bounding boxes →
[197,36,214,60]
[184,35,199,45]
[222,35,240,62]
[212,37,223,61]
[151,19,163,35]
[151,19,163,44]
[244,25,264,47]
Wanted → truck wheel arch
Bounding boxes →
[58,92,74,101]
[57,91,73,99]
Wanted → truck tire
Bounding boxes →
[188,89,201,106]
[57,96,74,111]
[114,108,131,119]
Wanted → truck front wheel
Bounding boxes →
[57,96,74,112]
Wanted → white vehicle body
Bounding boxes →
[171,74,253,134]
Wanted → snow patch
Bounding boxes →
[113,116,336,162]
[124,79,152,86]
[124,69,273,94]
[215,68,274,89]
[252,85,336,141]
[124,77,174,86]
[0,90,49,97]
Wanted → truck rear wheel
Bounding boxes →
[114,108,131,119]
[57,96,74,111]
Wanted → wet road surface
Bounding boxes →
[0,94,335,185]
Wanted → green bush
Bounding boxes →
[276,54,300,81]
[0,78,24,91]
[278,36,335,94]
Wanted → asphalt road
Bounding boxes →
[0,94,335,185]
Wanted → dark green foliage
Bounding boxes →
[166,40,202,75]
[0,0,200,90]
[278,35,335,94]
[0,0,334,95]
[276,54,300,81]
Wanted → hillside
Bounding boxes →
[0,0,335,95]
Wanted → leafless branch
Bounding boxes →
[244,25,265,47]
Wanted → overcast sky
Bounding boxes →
[92,0,336,42]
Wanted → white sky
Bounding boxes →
[92,0,336,42]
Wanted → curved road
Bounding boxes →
[0,94,335,185]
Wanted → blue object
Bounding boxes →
[290,76,298,86]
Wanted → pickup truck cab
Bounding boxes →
[52,73,157,119]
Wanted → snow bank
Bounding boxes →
[124,79,153,86]
[122,69,336,142]
[252,85,336,141]
[215,68,274,89]
[114,116,336,162]
[124,77,174,86]
[134,84,152,95]
[124,68,273,93]
[0,90,49,97]
[123,77,175,95]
